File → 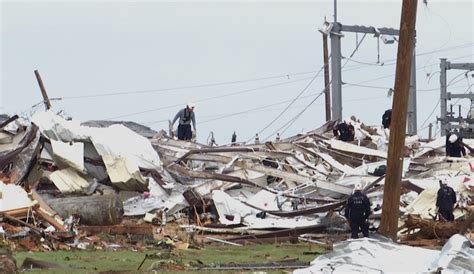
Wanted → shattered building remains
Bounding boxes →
[0,110,472,272]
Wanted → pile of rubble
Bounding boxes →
[0,111,473,270]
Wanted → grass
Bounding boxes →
[13,243,324,273]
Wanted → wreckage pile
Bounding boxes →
[0,111,473,270]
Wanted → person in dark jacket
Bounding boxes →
[436,180,457,221]
[171,103,196,141]
[333,121,355,142]
[382,109,392,129]
[445,132,466,158]
[345,183,371,239]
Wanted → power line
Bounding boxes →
[341,42,473,71]
[105,53,473,121]
[60,70,319,100]
[106,76,315,120]
[248,61,329,142]
[57,43,473,102]
[142,92,322,125]
[263,90,327,141]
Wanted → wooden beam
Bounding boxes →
[379,0,418,241]
[34,70,52,110]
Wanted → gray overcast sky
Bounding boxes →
[1,0,473,144]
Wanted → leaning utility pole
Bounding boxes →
[379,0,418,241]
[34,70,52,110]
[323,33,331,121]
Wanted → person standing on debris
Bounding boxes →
[436,180,457,221]
[345,183,371,239]
[171,103,196,141]
[445,132,466,158]
[333,121,355,142]
[382,109,392,129]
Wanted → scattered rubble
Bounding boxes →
[0,110,472,271]
[294,234,474,273]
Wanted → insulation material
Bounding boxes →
[0,181,34,212]
[48,168,95,194]
[89,124,162,170]
[32,110,165,191]
[31,110,87,142]
[101,155,148,191]
[51,140,84,172]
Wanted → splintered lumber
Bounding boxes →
[31,189,66,231]
[78,224,153,235]
[33,207,66,232]
[46,195,123,226]
[0,207,30,218]
[404,215,461,239]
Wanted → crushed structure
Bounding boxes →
[0,111,472,271]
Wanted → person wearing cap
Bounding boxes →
[171,103,196,141]
[436,180,457,221]
[344,183,371,239]
[445,132,466,158]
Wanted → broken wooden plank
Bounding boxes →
[33,206,66,232]
[78,224,153,235]
[206,236,242,246]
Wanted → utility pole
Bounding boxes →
[328,0,417,129]
[438,59,474,136]
[323,33,331,121]
[379,0,418,241]
[428,123,433,141]
[34,70,52,110]
[407,47,417,135]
